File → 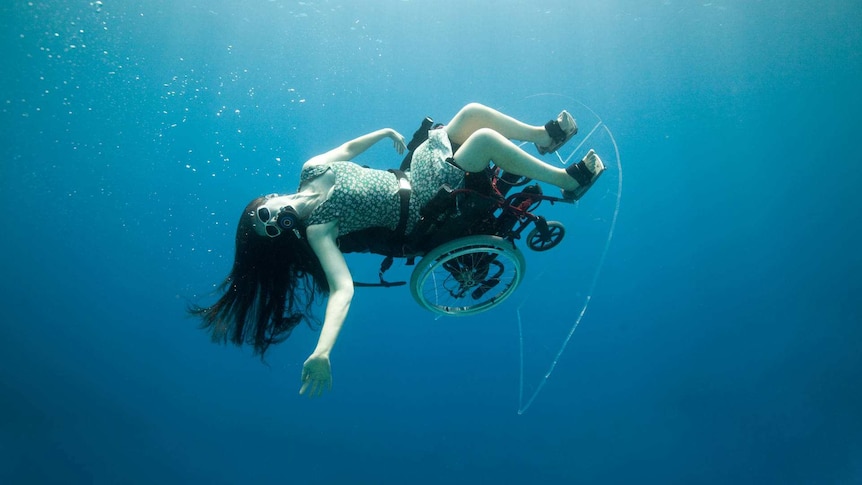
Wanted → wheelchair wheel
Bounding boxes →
[526,221,565,251]
[410,235,526,316]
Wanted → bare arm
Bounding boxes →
[300,220,354,397]
[305,128,406,167]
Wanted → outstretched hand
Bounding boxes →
[387,129,407,155]
[300,353,332,398]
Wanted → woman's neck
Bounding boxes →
[289,190,325,218]
[294,168,336,217]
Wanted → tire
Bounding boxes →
[410,235,526,316]
[526,221,565,251]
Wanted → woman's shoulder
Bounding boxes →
[302,156,328,171]
[300,159,333,182]
[303,159,368,177]
[302,157,361,172]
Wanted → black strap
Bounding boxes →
[544,118,567,143]
[400,117,435,171]
[388,169,412,238]
[565,159,592,186]
[353,256,407,287]
[354,280,406,288]
[360,171,410,288]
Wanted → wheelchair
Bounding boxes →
[342,164,570,317]
[335,116,570,315]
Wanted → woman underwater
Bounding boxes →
[191,103,604,397]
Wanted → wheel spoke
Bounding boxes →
[411,236,525,316]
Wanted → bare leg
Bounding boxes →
[452,127,579,191]
[443,103,581,191]
[444,103,555,148]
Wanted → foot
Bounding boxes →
[562,149,605,201]
[536,110,578,155]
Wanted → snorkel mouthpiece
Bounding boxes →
[274,206,304,239]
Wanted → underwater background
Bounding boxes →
[2,1,860,484]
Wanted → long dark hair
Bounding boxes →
[190,196,329,358]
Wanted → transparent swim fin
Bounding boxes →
[494,94,623,414]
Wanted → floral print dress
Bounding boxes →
[301,128,465,237]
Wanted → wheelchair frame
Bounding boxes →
[346,166,571,316]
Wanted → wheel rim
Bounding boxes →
[527,221,565,251]
[411,236,525,316]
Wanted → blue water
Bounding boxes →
[2,1,861,484]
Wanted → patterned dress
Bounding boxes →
[302,128,465,236]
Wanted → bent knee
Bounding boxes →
[451,128,504,172]
[468,127,505,144]
[447,105,498,147]
[460,102,490,114]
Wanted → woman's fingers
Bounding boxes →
[388,129,407,154]
[299,367,312,395]
[299,376,330,397]
[298,356,332,397]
